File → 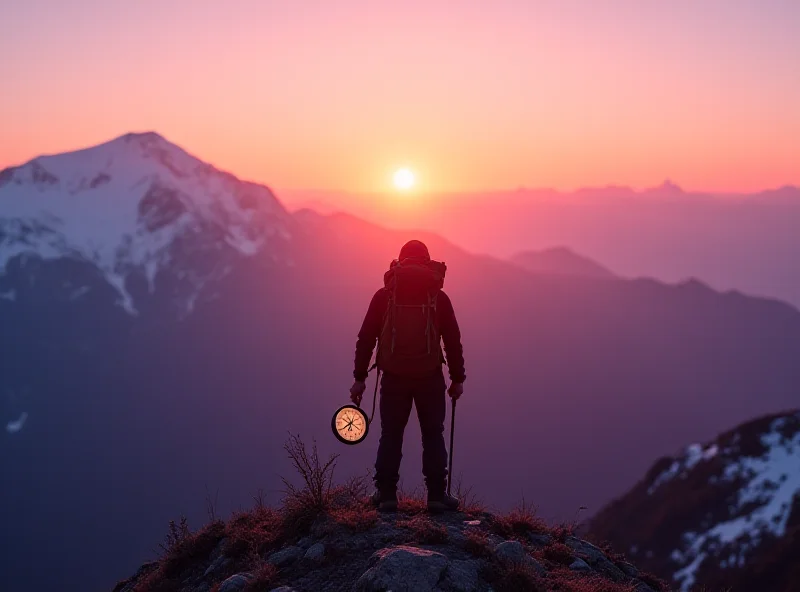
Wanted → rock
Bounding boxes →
[268,545,303,568]
[633,583,656,592]
[565,537,626,581]
[494,540,546,576]
[494,540,527,564]
[619,561,640,578]
[355,545,449,592]
[203,554,230,577]
[304,542,325,562]
[297,536,314,549]
[569,558,592,572]
[443,559,483,592]
[269,587,297,592]
[218,573,253,592]
[192,585,211,592]
[528,533,553,547]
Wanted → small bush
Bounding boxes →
[396,515,449,544]
[281,433,339,514]
[493,562,547,592]
[492,499,549,539]
[329,506,379,532]
[540,542,575,566]
[397,486,428,514]
[463,528,493,558]
[225,506,283,562]
[453,476,487,515]
[244,562,279,592]
[546,570,636,591]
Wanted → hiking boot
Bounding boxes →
[370,489,398,512]
[427,492,460,513]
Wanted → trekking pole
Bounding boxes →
[447,397,456,497]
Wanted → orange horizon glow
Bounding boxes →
[2,1,798,195]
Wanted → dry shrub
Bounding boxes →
[493,499,549,539]
[134,519,225,591]
[463,528,493,558]
[244,562,279,592]
[281,433,339,514]
[453,476,487,515]
[546,570,636,592]
[225,506,283,562]
[329,506,379,532]
[540,542,575,566]
[396,515,449,544]
[493,562,547,592]
[397,486,428,514]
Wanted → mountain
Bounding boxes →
[509,247,615,279]
[281,183,800,308]
[0,131,294,315]
[586,410,800,592]
[2,133,800,591]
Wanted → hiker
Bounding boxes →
[350,240,466,512]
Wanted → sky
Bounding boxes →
[1,0,798,194]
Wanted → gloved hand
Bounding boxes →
[448,382,464,400]
[350,380,367,405]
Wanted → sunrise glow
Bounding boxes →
[393,169,416,191]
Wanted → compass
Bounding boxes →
[331,404,370,445]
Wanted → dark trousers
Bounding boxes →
[374,370,448,495]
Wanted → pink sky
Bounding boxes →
[1,0,798,193]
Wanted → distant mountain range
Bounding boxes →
[2,133,799,591]
[587,410,800,592]
[281,180,800,308]
[509,247,615,279]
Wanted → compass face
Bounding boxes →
[332,405,369,445]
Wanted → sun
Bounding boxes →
[393,168,416,191]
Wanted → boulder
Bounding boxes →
[304,543,325,562]
[355,545,449,592]
[569,558,592,572]
[268,546,304,568]
[443,559,483,592]
[566,537,626,581]
[218,573,253,592]
[494,540,545,575]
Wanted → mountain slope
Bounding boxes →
[509,247,615,279]
[587,410,800,592]
[0,132,294,313]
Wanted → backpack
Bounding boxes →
[378,257,447,377]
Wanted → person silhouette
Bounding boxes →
[349,240,465,512]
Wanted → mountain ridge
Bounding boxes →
[587,409,800,592]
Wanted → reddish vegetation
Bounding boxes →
[225,506,283,561]
[541,542,576,566]
[396,515,449,544]
[329,506,379,532]
[491,502,549,539]
[463,528,493,558]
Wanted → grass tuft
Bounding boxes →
[396,515,449,544]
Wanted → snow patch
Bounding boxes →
[6,412,28,434]
[648,442,720,494]
[671,416,800,591]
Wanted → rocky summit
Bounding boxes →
[113,485,667,592]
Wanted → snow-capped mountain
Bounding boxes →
[0,132,294,314]
[587,410,800,592]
